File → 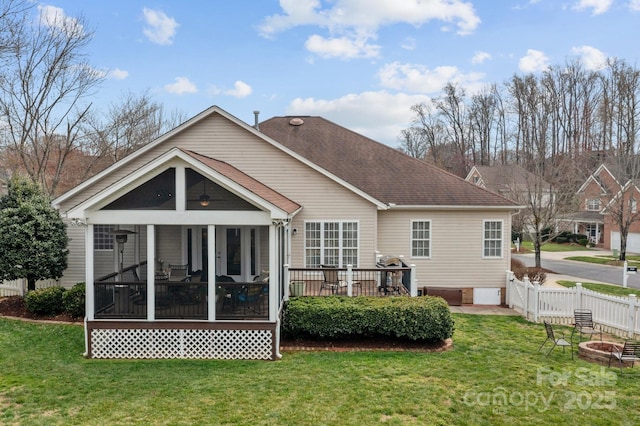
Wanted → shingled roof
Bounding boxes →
[259,116,519,208]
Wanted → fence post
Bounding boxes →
[523,276,530,320]
[410,264,417,297]
[284,264,290,301]
[628,294,637,338]
[575,283,583,311]
[532,281,540,323]
[346,264,353,297]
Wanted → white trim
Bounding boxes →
[303,220,360,268]
[410,219,431,259]
[63,149,292,220]
[482,219,504,259]
[386,204,525,211]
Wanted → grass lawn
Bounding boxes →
[1,316,638,425]
[563,255,640,269]
[555,280,640,298]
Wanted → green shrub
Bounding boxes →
[24,286,66,316]
[62,282,85,318]
[282,296,454,342]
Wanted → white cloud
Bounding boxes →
[571,45,607,70]
[401,37,416,51]
[305,34,380,59]
[142,8,179,45]
[38,5,84,36]
[377,62,485,94]
[108,68,129,80]
[630,0,640,11]
[572,0,613,15]
[225,81,253,98]
[287,91,432,146]
[259,0,480,59]
[471,51,491,64]
[164,77,197,95]
[518,49,550,73]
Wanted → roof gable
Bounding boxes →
[65,147,301,220]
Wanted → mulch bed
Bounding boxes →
[0,296,452,352]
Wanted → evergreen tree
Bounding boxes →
[0,176,68,291]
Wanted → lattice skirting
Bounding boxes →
[90,327,274,360]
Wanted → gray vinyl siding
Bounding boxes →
[62,224,87,288]
[378,209,511,288]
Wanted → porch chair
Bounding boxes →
[609,340,640,372]
[168,264,189,281]
[318,265,361,295]
[571,309,602,343]
[539,321,573,358]
[236,283,266,314]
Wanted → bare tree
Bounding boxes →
[0,5,104,197]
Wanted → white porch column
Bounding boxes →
[86,224,95,321]
[269,223,278,322]
[208,225,216,321]
[147,225,155,320]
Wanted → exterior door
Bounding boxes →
[216,226,258,282]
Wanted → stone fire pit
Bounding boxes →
[578,341,631,367]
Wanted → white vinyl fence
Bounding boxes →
[506,271,640,339]
[0,278,60,297]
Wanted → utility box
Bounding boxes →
[423,286,463,306]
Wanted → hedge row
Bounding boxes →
[282,296,454,342]
[24,283,85,318]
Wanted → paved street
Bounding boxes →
[512,249,640,289]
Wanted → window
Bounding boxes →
[411,220,431,258]
[631,198,637,214]
[586,199,601,211]
[483,220,503,258]
[305,221,358,267]
[94,225,114,250]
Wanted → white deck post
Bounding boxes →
[269,223,278,322]
[347,264,353,297]
[284,264,290,301]
[410,264,417,297]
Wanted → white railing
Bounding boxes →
[0,278,60,297]
[506,270,640,338]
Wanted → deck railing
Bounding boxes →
[93,280,268,320]
[286,265,415,297]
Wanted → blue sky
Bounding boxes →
[38,0,640,147]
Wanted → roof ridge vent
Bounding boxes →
[289,117,304,126]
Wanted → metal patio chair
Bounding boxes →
[571,309,602,343]
[609,340,640,372]
[539,321,573,358]
[318,265,361,295]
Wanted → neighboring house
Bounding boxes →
[574,162,640,251]
[465,164,553,235]
[52,106,521,360]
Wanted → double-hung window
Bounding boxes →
[411,220,431,258]
[483,220,503,258]
[305,221,358,267]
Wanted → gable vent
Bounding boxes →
[289,117,304,126]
